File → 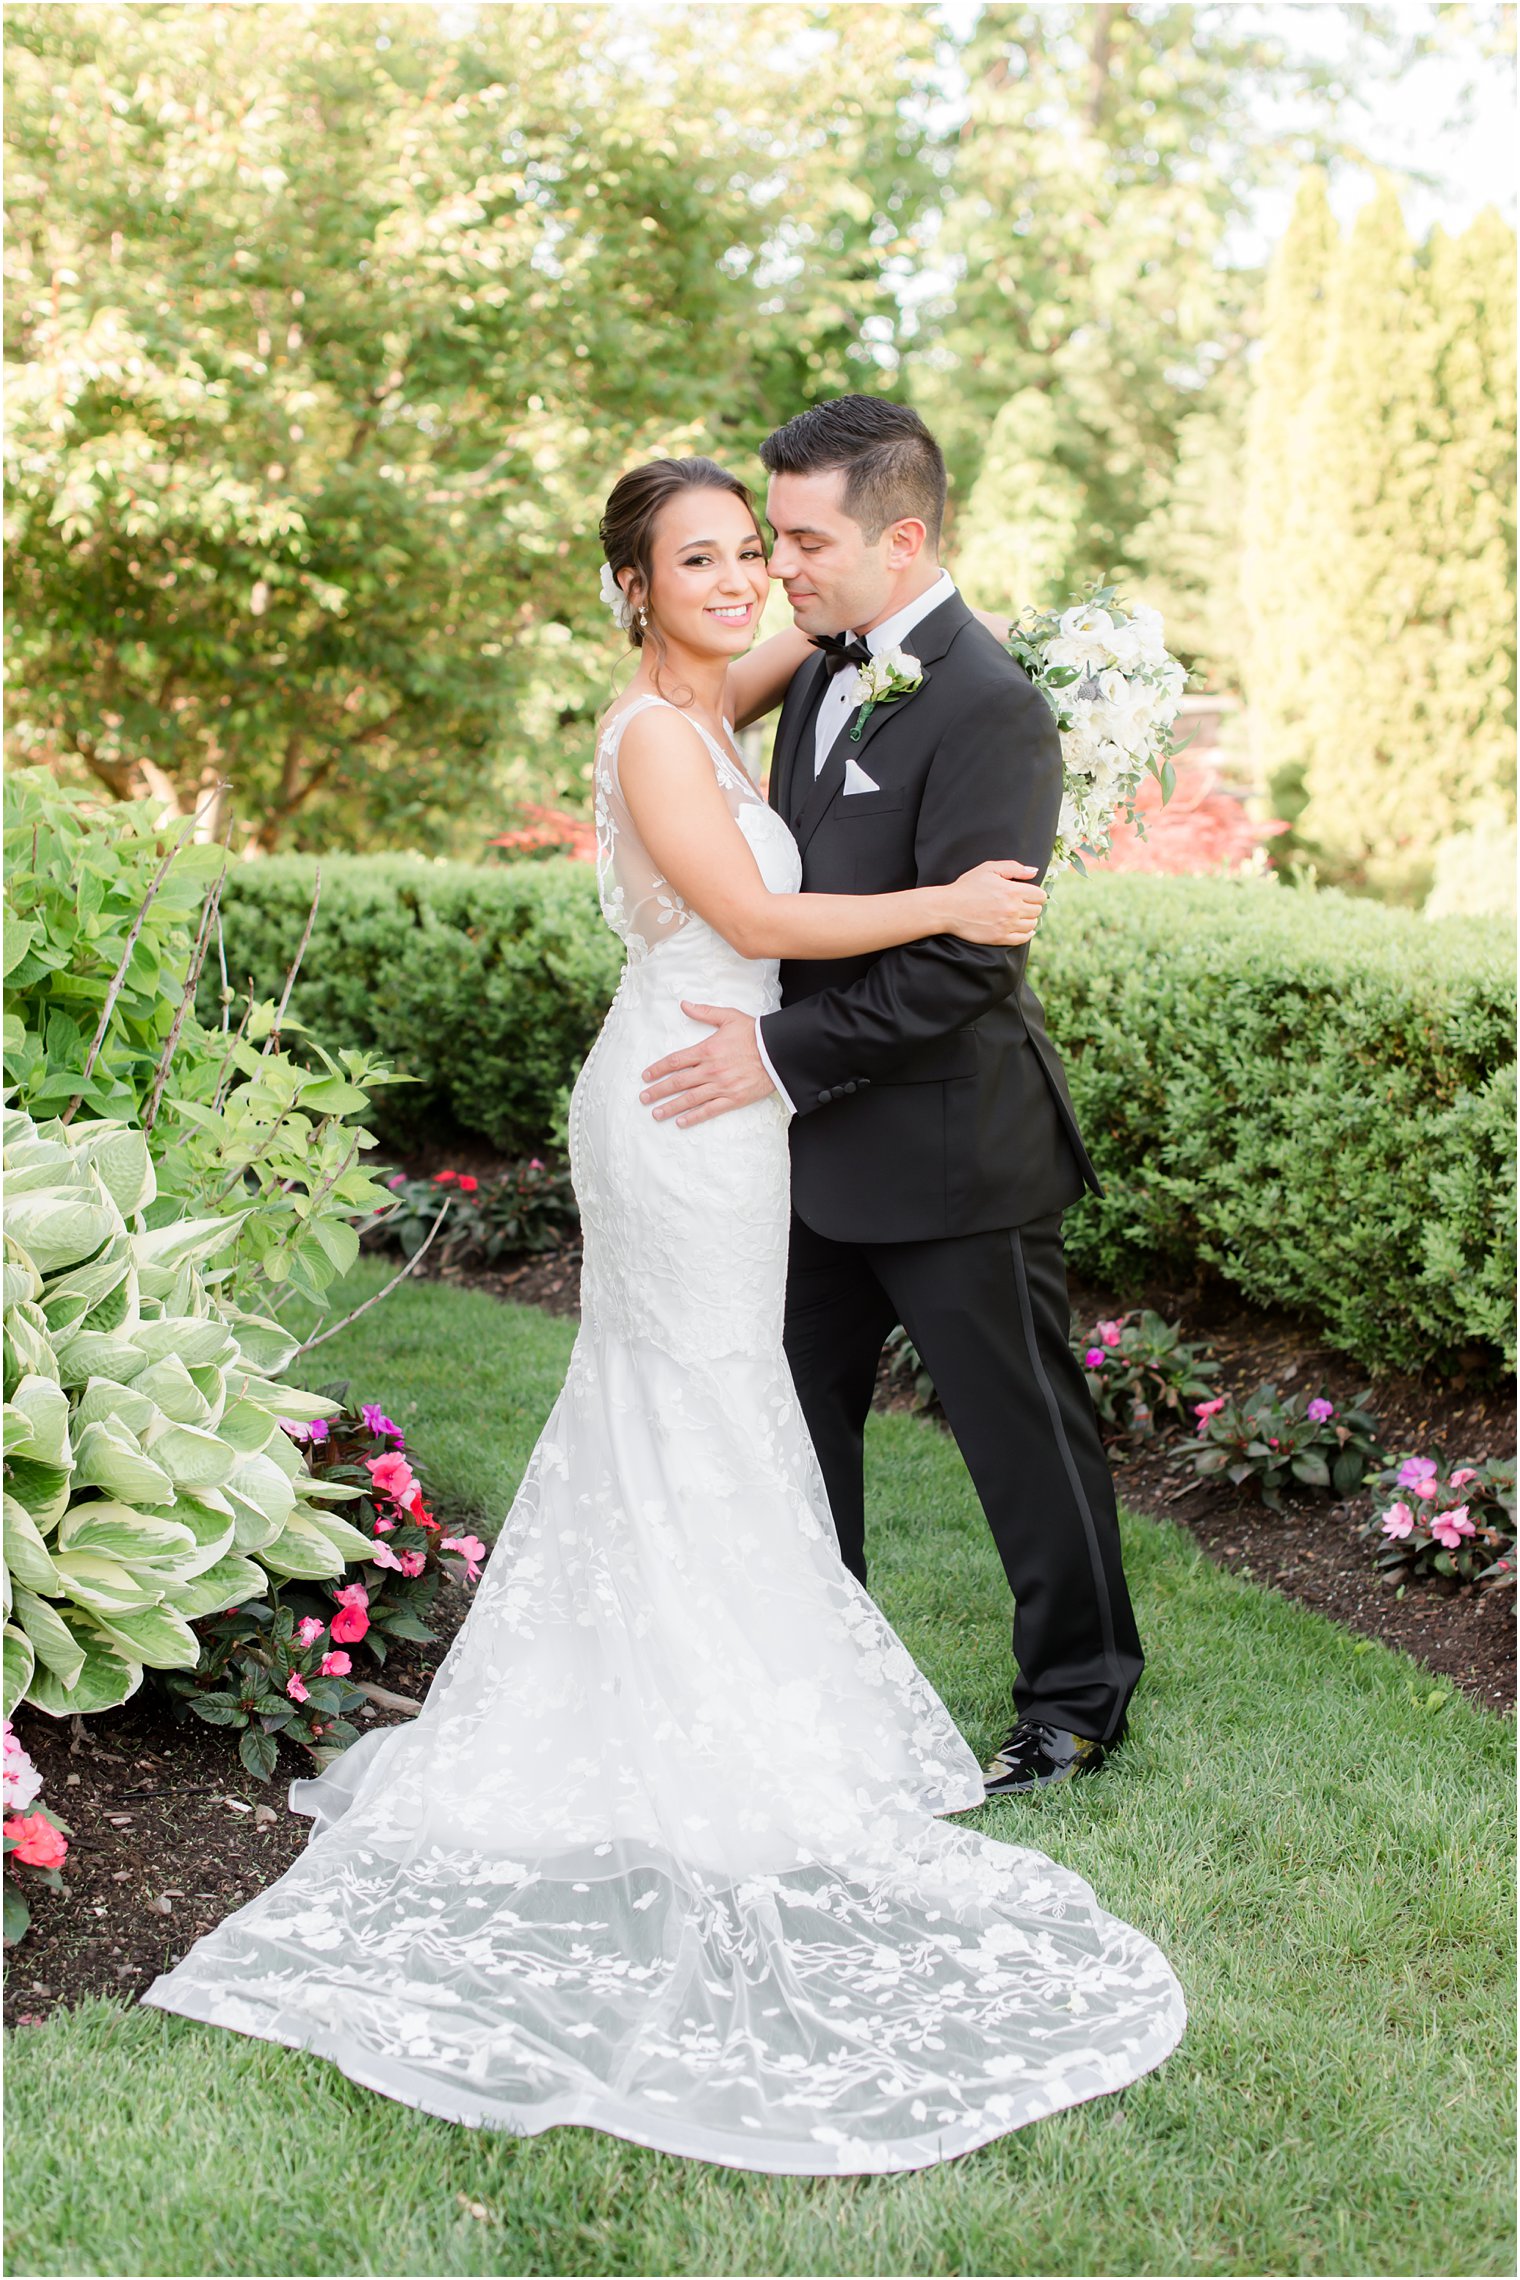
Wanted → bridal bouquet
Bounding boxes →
[1004,584,1189,877]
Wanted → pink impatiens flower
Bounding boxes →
[1397,1457,1439,1499]
[1450,1468,1478,1488]
[367,1451,417,1504]
[285,1671,310,1703]
[1307,1398,1335,1424]
[397,1550,426,1578]
[361,1404,404,1444]
[319,1650,351,1677]
[1430,1505,1476,1551]
[4,1810,67,1869]
[1194,1398,1227,1436]
[1380,1501,1416,1540]
[442,1533,488,1583]
[3,1719,43,1813]
[369,1540,406,1573]
[1083,1348,1106,1370]
[330,1584,370,1644]
[295,1617,327,1649]
[1097,1320,1124,1347]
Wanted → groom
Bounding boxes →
[639,394,1143,1790]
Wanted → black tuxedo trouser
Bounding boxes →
[782,1209,1143,1744]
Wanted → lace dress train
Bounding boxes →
[143,695,1186,2172]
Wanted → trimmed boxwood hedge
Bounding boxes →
[213,858,1515,1374]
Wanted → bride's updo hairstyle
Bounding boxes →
[599,458,762,692]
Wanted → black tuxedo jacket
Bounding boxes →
[758,590,1100,1244]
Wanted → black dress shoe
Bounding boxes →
[980,1713,1128,1796]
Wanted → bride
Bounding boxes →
[144,456,1186,2175]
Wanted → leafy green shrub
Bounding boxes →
[371,1160,580,1265]
[1035,876,1515,1372]
[214,859,1515,1373]
[1,1106,380,1722]
[208,855,621,1156]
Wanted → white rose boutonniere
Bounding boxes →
[848,645,923,742]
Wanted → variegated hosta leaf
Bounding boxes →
[2,1623,35,1718]
[10,1584,87,1688]
[61,1122,155,1217]
[129,1213,244,1279]
[70,1419,178,1507]
[52,1327,151,1389]
[24,1624,141,1717]
[300,1504,380,1564]
[3,1301,59,1390]
[70,1377,158,1437]
[49,1549,166,1616]
[133,1318,237,1371]
[87,1599,200,1672]
[134,1353,216,1428]
[220,1308,301,1376]
[161,1551,267,1620]
[231,1376,340,1425]
[5,1373,73,1467]
[256,1509,346,1581]
[4,1457,72,1532]
[58,1500,199,1568]
[3,1491,62,1593]
[226,1449,297,1536]
[299,1477,366,1501]
[5,1180,122,1276]
[39,1241,133,1337]
[141,1418,238,1491]
[217,1399,282,1457]
[3,1237,41,1311]
[135,1493,235,1578]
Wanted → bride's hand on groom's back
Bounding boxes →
[945,860,1046,946]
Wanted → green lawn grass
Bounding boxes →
[6,1264,1514,2278]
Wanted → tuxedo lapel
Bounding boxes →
[791,594,974,855]
[769,655,828,827]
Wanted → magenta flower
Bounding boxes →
[371,1512,396,1535]
[1380,1501,1416,1540]
[319,1650,351,1677]
[385,1173,407,1190]
[441,1533,488,1583]
[529,1158,545,1171]
[295,1616,327,1649]
[1083,1347,1106,1370]
[1397,1457,1439,1498]
[306,1417,330,1444]
[1430,1505,1476,1550]
[1097,1319,1124,1347]
[276,1417,311,1441]
[361,1404,404,1444]
[285,1671,310,1703]
[1307,1398,1335,1424]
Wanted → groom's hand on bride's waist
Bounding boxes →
[640,1003,775,1126]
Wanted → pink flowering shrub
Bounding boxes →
[1361,1453,1516,1589]
[160,1391,490,1776]
[3,1720,71,1945]
[1072,1309,1220,1440]
[1191,1382,1385,1510]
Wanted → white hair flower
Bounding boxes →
[599,562,634,632]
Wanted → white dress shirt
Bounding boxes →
[756,569,960,1113]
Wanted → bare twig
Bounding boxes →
[262,869,320,1057]
[61,813,197,1124]
[293,1200,452,1357]
[215,897,231,1030]
[209,986,256,1115]
[142,806,233,1137]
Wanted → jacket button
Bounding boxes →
[843,1080,857,1094]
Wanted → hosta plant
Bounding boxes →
[1,1104,379,1721]
[1074,1309,1219,1439]
[1191,1381,1385,1510]
[1361,1452,1516,1590]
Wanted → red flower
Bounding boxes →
[457,1175,479,1194]
[5,1811,67,1870]
[404,1484,440,1531]
[330,1584,370,1644]
[434,1170,458,1185]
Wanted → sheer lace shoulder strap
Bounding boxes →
[597,694,753,800]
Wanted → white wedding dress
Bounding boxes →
[144,693,1186,2172]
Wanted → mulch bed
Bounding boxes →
[7,1234,1512,2028]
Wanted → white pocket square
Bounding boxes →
[841,758,880,796]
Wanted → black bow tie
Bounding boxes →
[811,632,874,678]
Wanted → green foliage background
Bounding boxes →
[208,857,1516,1375]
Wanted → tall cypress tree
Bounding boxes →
[1240,169,1339,825]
